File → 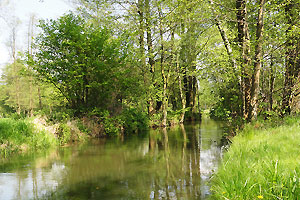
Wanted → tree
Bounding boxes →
[249,0,266,120]
[0,59,48,115]
[33,13,140,114]
[6,16,21,114]
[281,0,300,115]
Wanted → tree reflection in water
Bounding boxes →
[0,119,224,200]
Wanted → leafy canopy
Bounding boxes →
[33,13,134,113]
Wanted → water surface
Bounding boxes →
[0,119,224,200]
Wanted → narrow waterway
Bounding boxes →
[0,119,225,200]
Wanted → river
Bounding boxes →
[0,119,225,200]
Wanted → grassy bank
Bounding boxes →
[0,117,89,157]
[0,118,57,156]
[0,109,149,157]
[211,116,300,199]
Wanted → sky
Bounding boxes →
[0,0,73,67]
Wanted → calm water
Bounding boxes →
[0,119,224,200]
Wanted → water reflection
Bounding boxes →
[0,119,224,200]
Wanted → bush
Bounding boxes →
[120,108,148,133]
[88,109,121,136]
[57,123,72,145]
[47,109,74,122]
[87,108,148,136]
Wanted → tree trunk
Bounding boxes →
[137,0,146,69]
[282,0,300,116]
[269,57,275,111]
[236,0,251,120]
[159,8,168,127]
[38,86,42,109]
[137,0,149,114]
[28,15,35,117]
[182,7,198,121]
[177,54,186,123]
[29,76,33,117]
[249,0,265,120]
[145,0,155,115]
[11,26,21,115]
[209,0,237,70]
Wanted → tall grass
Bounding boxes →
[0,118,57,156]
[211,116,300,199]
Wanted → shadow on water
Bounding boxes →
[0,119,226,200]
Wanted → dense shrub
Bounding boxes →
[120,108,148,134]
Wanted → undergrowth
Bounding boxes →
[0,118,57,156]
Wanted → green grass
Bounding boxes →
[211,116,300,199]
[0,118,57,156]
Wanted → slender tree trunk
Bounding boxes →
[236,0,251,120]
[282,0,300,116]
[249,0,265,120]
[191,76,197,119]
[28,15,35,117]
[145,0,155,115]
[181,7,198,121]
[269,57,275,111]
[38,86,42,109]
[209,0,237,70]
[29,76,33,116]
[11,26,21,115]
[159,8,168,127]
[138,0,150,114]
[137,0,146,79]
[177,54,186,123]
[137,0,146,69]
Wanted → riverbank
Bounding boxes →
[0,117,87,156]
[211,116,300,199]
[0,108,182,157]
[0,118,56,156]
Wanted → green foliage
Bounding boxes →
[86,107,148,136]
[211,116,300,199]
[0,60,35,114]
[33,13,139,115]
[47,109,74,122]
[210,81,243,121]
[57,123,72,145]
[99,110,121,136]
[76,120,90,134]
[120,108,149,133]
[149,113,163,127]
[0,118,56,156]
[89,109,121,136]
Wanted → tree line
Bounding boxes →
[0,0,300,127]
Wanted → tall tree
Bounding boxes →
[249,0,266,120]
[33,13,140,114]
[236,0,252,120]
[27,14,36,116]
[281,0,300,115]
[7,16,21,114]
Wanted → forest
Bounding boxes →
[0,0,300,199]
[1,0,300,128]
